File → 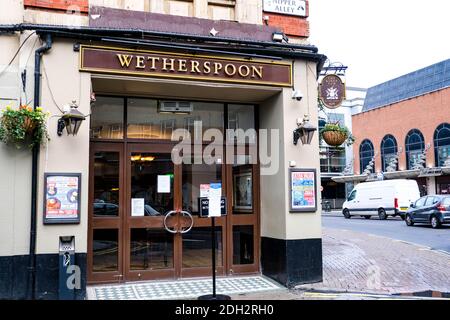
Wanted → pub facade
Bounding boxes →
[0,1,325,299]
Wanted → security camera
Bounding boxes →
[292,90,303,101]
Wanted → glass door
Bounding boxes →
[124,144,227,280]
[124,143,179,281]
[181,153,226,277]
[88,143,124,283]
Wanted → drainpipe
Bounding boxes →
[27,33,52,300]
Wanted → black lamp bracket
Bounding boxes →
[57,118,66,136]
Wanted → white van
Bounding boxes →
[342,179,421,220]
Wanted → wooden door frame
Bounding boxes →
[87,142,125,284]
[124,142,179,281]
[87,96,261,284]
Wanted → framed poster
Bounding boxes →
[44,173,81,224]
[233,171,253,211]
[289,168,317,213]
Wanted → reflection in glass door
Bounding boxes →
[88,143,124,283]
[125,145,178,281]
[181,158,225,277]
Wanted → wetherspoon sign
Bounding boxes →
[263,0,307,17]
[79,45,292,87]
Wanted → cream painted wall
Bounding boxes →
[89,0,261,24]
[24,9,88,26]
[259,60,322,241]
[0,31,35,256]
[0,146,32,256]
[283,60,322,240]
[35,40,91,254]
[260,93,287,239]
[0,0,23,24]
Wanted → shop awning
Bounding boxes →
[332,175,368,183]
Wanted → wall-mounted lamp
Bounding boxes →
[272,32,289,43]
[57,101,86,136]
[293,115,317,146]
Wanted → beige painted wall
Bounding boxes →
[0,30,32,257]
[89,0,260,23]
[0,0,23,24]
[35,40,91,254]
[260,60,322,241]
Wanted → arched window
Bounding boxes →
[381,134,398,172]
[434,123,450,167]
[405,129,425,170]
[359,139,374,174]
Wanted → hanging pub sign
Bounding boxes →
[263,0,307,17]
[79,45,292,87]
[43,173,81,224]
[319,74,346,109]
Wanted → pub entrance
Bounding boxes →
[87,96,260,283]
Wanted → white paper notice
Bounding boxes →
[131,198,145,216]
[200,184,210,198]
[157,175,171,193]
[208,183,222,217]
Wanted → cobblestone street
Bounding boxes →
[296,228,450,295]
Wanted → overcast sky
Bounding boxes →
[308,0,450,88]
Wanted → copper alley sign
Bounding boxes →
[319,74,346,109]
[79,45,292,87]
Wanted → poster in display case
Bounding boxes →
[289,168,317,213]
[43,173,81,224]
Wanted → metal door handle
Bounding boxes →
[163,210,194,234]
[179,210,194,234]
[163,210,178,234]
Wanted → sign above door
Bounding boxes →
[79,45,292,87]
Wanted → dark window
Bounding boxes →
[425,197,436,206]
[381,134,398,172]
[359,139,374,174]
[434,123,450,167]
[90,97,124,139]
[347,190,357,201]
[415,197,427,208]
[405,129,425,170]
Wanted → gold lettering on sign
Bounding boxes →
[224,64,237,76]
[111,51,272,81]
[162,58,175,71]
[251,66,263,79]
[117,54,133,68]
[203,61,211,74]
[178,59,188,72]
[238,65,250,77]
[135,56,145,69]
[148,57,160,70]
[191,61,201,73]
[214,62,223,75]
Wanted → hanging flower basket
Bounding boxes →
[320,122,355,147]
[0,105,50,149]
[322,130,347,146]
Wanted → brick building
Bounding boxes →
[335,59,450,196]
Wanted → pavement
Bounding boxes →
[234,225,450,300]
[296,227,450,296]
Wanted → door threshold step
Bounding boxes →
[87,275,282,300]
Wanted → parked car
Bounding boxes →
[405,195,450,229]
[342,179,421,220]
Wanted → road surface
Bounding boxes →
[323,213,450,254]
